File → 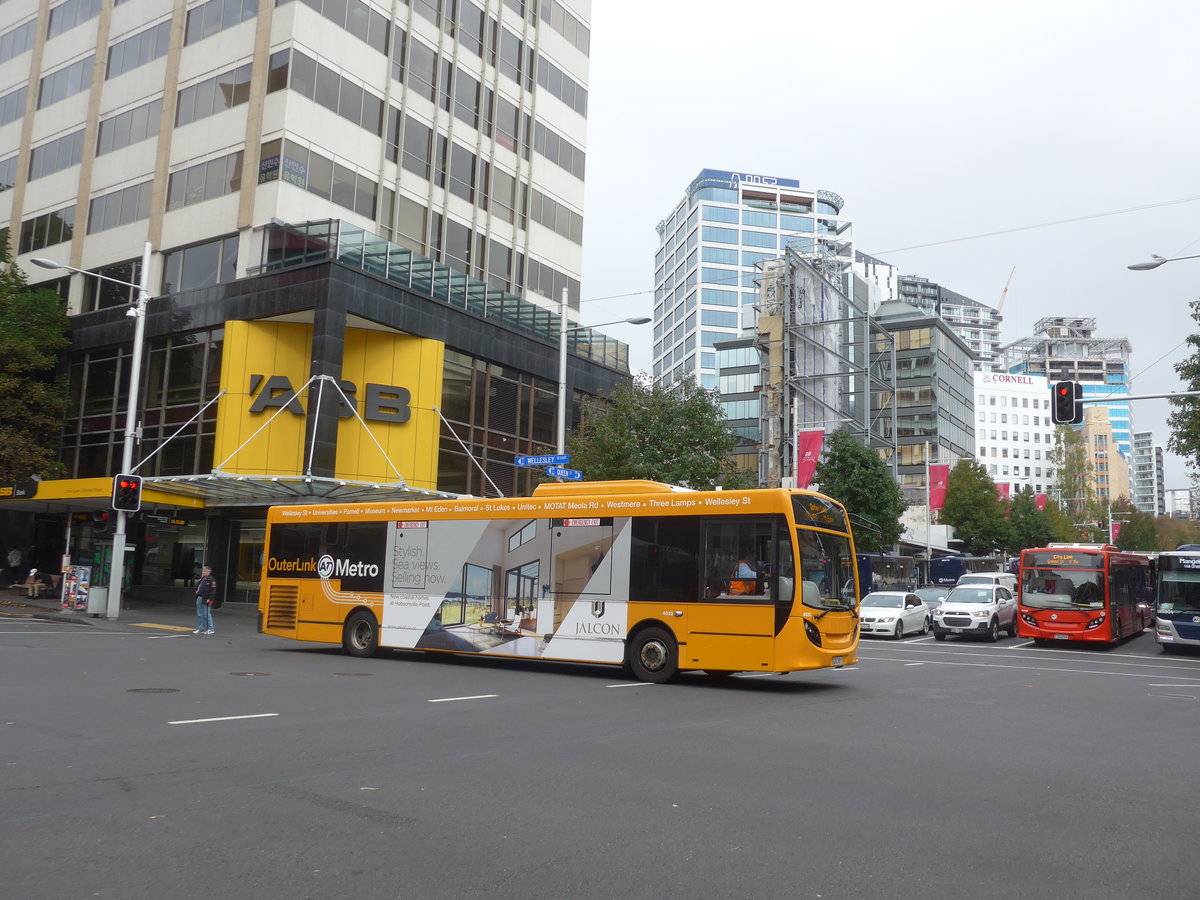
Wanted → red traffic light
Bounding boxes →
[111,473,143,512]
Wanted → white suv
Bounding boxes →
[932,584,1019,642]
[956,572,1018,593]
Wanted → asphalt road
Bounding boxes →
[2,609,1198,900]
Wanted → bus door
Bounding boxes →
[688,519,785,671]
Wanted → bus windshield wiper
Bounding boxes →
[817,600,857,620]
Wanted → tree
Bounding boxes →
[810,429,905,553]
[1156,514,1200,551]
[1047,424,1092,517]
[939,459,1012,555]
[1168,299,1200,472]
[1114,506,1159,551]
[0,245,69,482]
[1006,486,1058,554]
[568,375,753,489]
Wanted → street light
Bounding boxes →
[557,286,650,455]
[1127,253,1200,271]
[32,241,152,620]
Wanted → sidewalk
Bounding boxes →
[0,587,259,633]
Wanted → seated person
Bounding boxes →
[728,552,758,595]
[24,568,45,598]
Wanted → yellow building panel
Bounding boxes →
[214,321,312,476]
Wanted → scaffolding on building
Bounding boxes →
[1001,316,1132,384]
[754,246,897,488]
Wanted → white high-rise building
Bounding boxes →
[1131,431,1165,516]
[653,168,852,389]
[5,0,591,319]
[973,371,1057,496]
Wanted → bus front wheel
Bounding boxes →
[342,609,380,658]
[628,627,678,683]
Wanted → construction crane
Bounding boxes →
[997,265,1015,314]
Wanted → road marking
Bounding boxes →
[736,672,777,678]
[1148,682,1200,687]
[856,654,1188,679]
[905,662,924,666]
[168,713,279,725]
[902,636,935,643]
[1008,640,1035,648]
[607,682,654,688]
[1148,693,1196,700]
[427,694,498,703]
[147,634,193,639]
[130,623,194,632]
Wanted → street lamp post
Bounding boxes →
[1127,253,1200,271]
[555,285,650,456]
[32,241,152,619]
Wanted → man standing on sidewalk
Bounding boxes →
[194,566,218,635]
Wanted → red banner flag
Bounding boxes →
[795,430,825,489]
[996,483,1010,499]
[929,465,950,511]
[1112,522,1122,541]
[1034,493,1047,511]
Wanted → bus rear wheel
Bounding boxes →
[628,627,678,683]
[342,609,380,658]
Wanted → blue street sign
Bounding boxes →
[515,454,570,467]
[545,466,582,481]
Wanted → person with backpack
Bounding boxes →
[194,566,219,635]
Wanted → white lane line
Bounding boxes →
[1007,640,1035,648]
[147,634,193,640]
[427,694,498,703]
[607,682,654,688]
[168,713,279,725]
[1149,693,1196,700]
[736,672,777,678]
[1148,683,1200,687]
[902,636,935,643]
[855,655,1187,679]
[905,662,924,666]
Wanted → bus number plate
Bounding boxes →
[832,656,844,667]
[1053,634,1068,640]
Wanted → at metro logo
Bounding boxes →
[247,374,411,424]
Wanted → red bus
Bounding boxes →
[1017,544,1154,645]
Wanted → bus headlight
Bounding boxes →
[803,620,822,647]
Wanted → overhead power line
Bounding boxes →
[870,195,1200,255]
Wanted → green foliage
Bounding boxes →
[1168,299,1200,472]
[1156,514,1200,551]
[939,459,1012,555]
[0,246,69,482]
[568,375,753,490]
[1115,507,1159,551]
[1006,487,1059,554]
[1047,425,1092,514]
[810,429,905,552]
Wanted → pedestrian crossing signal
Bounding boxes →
[111,474,143,512]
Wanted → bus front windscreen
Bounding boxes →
[1158,557,1200,615]
[797,529,856,611]
[1021,567,1105,609]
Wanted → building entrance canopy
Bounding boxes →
[0,475,462,514]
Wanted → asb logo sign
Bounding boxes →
[247,374,411,424]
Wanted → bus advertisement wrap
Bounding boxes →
[258,482,861,682]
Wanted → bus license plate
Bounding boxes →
[832,656,844,667]
[950,627,963,634]
[1053,634,1068,640]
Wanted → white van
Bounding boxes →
[956,571,1018,593]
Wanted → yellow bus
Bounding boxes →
[258,480,861,682]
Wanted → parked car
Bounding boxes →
[860,591,931,639]
[914,585,950,615]
[955,571,1019,593]
[932,584,1019,642]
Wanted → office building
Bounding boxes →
[1002,317,1133,459]
[1079,406,1130,502]
[898,275,1003,372]
[1131,431,1165,516]
[972,371,1056,496]
[653,168,853,390]
[0,1,620,606]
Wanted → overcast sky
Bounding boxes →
[578,0,1200,490]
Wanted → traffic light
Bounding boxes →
[92,510,111,533]
[111,473,143,512]
[1051,380,1083,425]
